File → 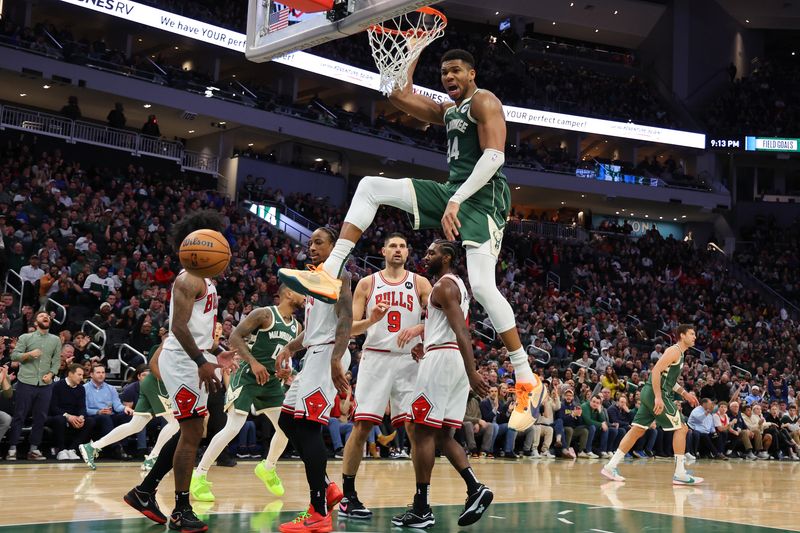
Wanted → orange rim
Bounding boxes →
[368,6,447,37]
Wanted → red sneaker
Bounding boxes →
[326,482,343,512]
[278,509,332,533]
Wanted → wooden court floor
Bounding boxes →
[0,457,796,532]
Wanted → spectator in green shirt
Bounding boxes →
[6,311,62,460]
[581,394,610,459]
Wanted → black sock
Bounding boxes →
[175,490,191,511]
[459,467,481,493]
[413,483,429,511]
[310,488,327,516]
[343,474,356,496]
[138,432,180,493]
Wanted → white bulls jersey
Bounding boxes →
[424,274,469,351]
[164,274,218,351]
[303,295,338,347]
[364,271,423,354]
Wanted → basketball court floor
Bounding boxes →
[0,457,794,532]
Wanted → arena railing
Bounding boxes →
[526,344,552,365]
[81,320,107,360]
[505,220,588,241]
[117,344,147,382]
[0,103,218,174]
[44,298,67,326]
[3,270,23,314]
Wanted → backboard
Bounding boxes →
[246,0,440,62]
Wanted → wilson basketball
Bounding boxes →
[179,229,231,278]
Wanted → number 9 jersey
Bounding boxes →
[363,271,423,354]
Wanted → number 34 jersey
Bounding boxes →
[364,271,423,354]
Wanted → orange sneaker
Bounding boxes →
[278,265,341,304]
[326,482,343,512]
[509,377,547,432]
[278,509,332,533]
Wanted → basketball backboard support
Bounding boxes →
[246,0,440,62]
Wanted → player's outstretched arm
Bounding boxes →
[388,57,448,125]
[230,307,271,385]
[434,280,488,397]
[331,272,354,393]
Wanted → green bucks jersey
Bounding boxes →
[649,345,685,393]
[247,306,299,373]
[444,89,506,184]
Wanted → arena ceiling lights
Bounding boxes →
[56,0,706,149]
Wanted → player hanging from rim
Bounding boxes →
[338,232,432,519]
[601,324,704,485]
[190,284,305,502]
[79,341,179,471]
[275,227,353,533]
[122,210,237,533]
[278,48,544,431]
[393,240,492,529]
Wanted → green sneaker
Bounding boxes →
[79,442,98,470]
[141,455,157,471]
[190,472,215,502]
[254,461,285,497]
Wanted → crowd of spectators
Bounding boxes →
[2,125,800,464]
[736,216,800,306]
[706,60,800,137]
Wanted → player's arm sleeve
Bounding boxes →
[448,149,505,205]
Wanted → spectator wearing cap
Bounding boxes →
[558,387,588,459]
[19,255,44,307]
[48,363,95,459]
[744,385,763,406]
[6,311,62,460]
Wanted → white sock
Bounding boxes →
[509,347,535,383]
[147,417,180,459]
[93,415,149,450]
[675,454,686,476]
[264,407,288,470]
[322,239,355,278]
[606,449,626,469]
[196,409,247,476]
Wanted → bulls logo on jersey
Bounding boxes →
[303,388,331,423]
[173,385,199,419]
[411,394,434,425]
[374,290,415,312]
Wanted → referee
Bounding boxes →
[6,311,62,460]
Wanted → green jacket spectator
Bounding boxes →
[581,400,605,429]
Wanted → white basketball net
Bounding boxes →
[367,7,447,96]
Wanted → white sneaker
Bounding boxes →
[602,452,613,459]
[67,449,80,460]
[684,452,696,462]
[757,451,769,460]
[587,451,600,459]
[673,474,704,485]
[578,451,590,458]
[57,450,71,460]
[528,450,541,459]
[600,466,625,482]
[542,450,555,458]
[6,449,16,461]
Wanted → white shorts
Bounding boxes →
[354,350,418,427]
[411,347,468,429]
[159,347,218,420]
[281,344,351,426]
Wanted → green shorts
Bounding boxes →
[632,384,683,431]
[409,177,510,255]
[225,363,285,415]
[134,373,171,417]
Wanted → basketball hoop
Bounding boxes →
[367,6,447,96]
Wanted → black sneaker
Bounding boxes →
[123,487,168,525]
[339,494,373,519]
[391,506,435,529]
[169,507,208,532]
[458,484,493,526]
